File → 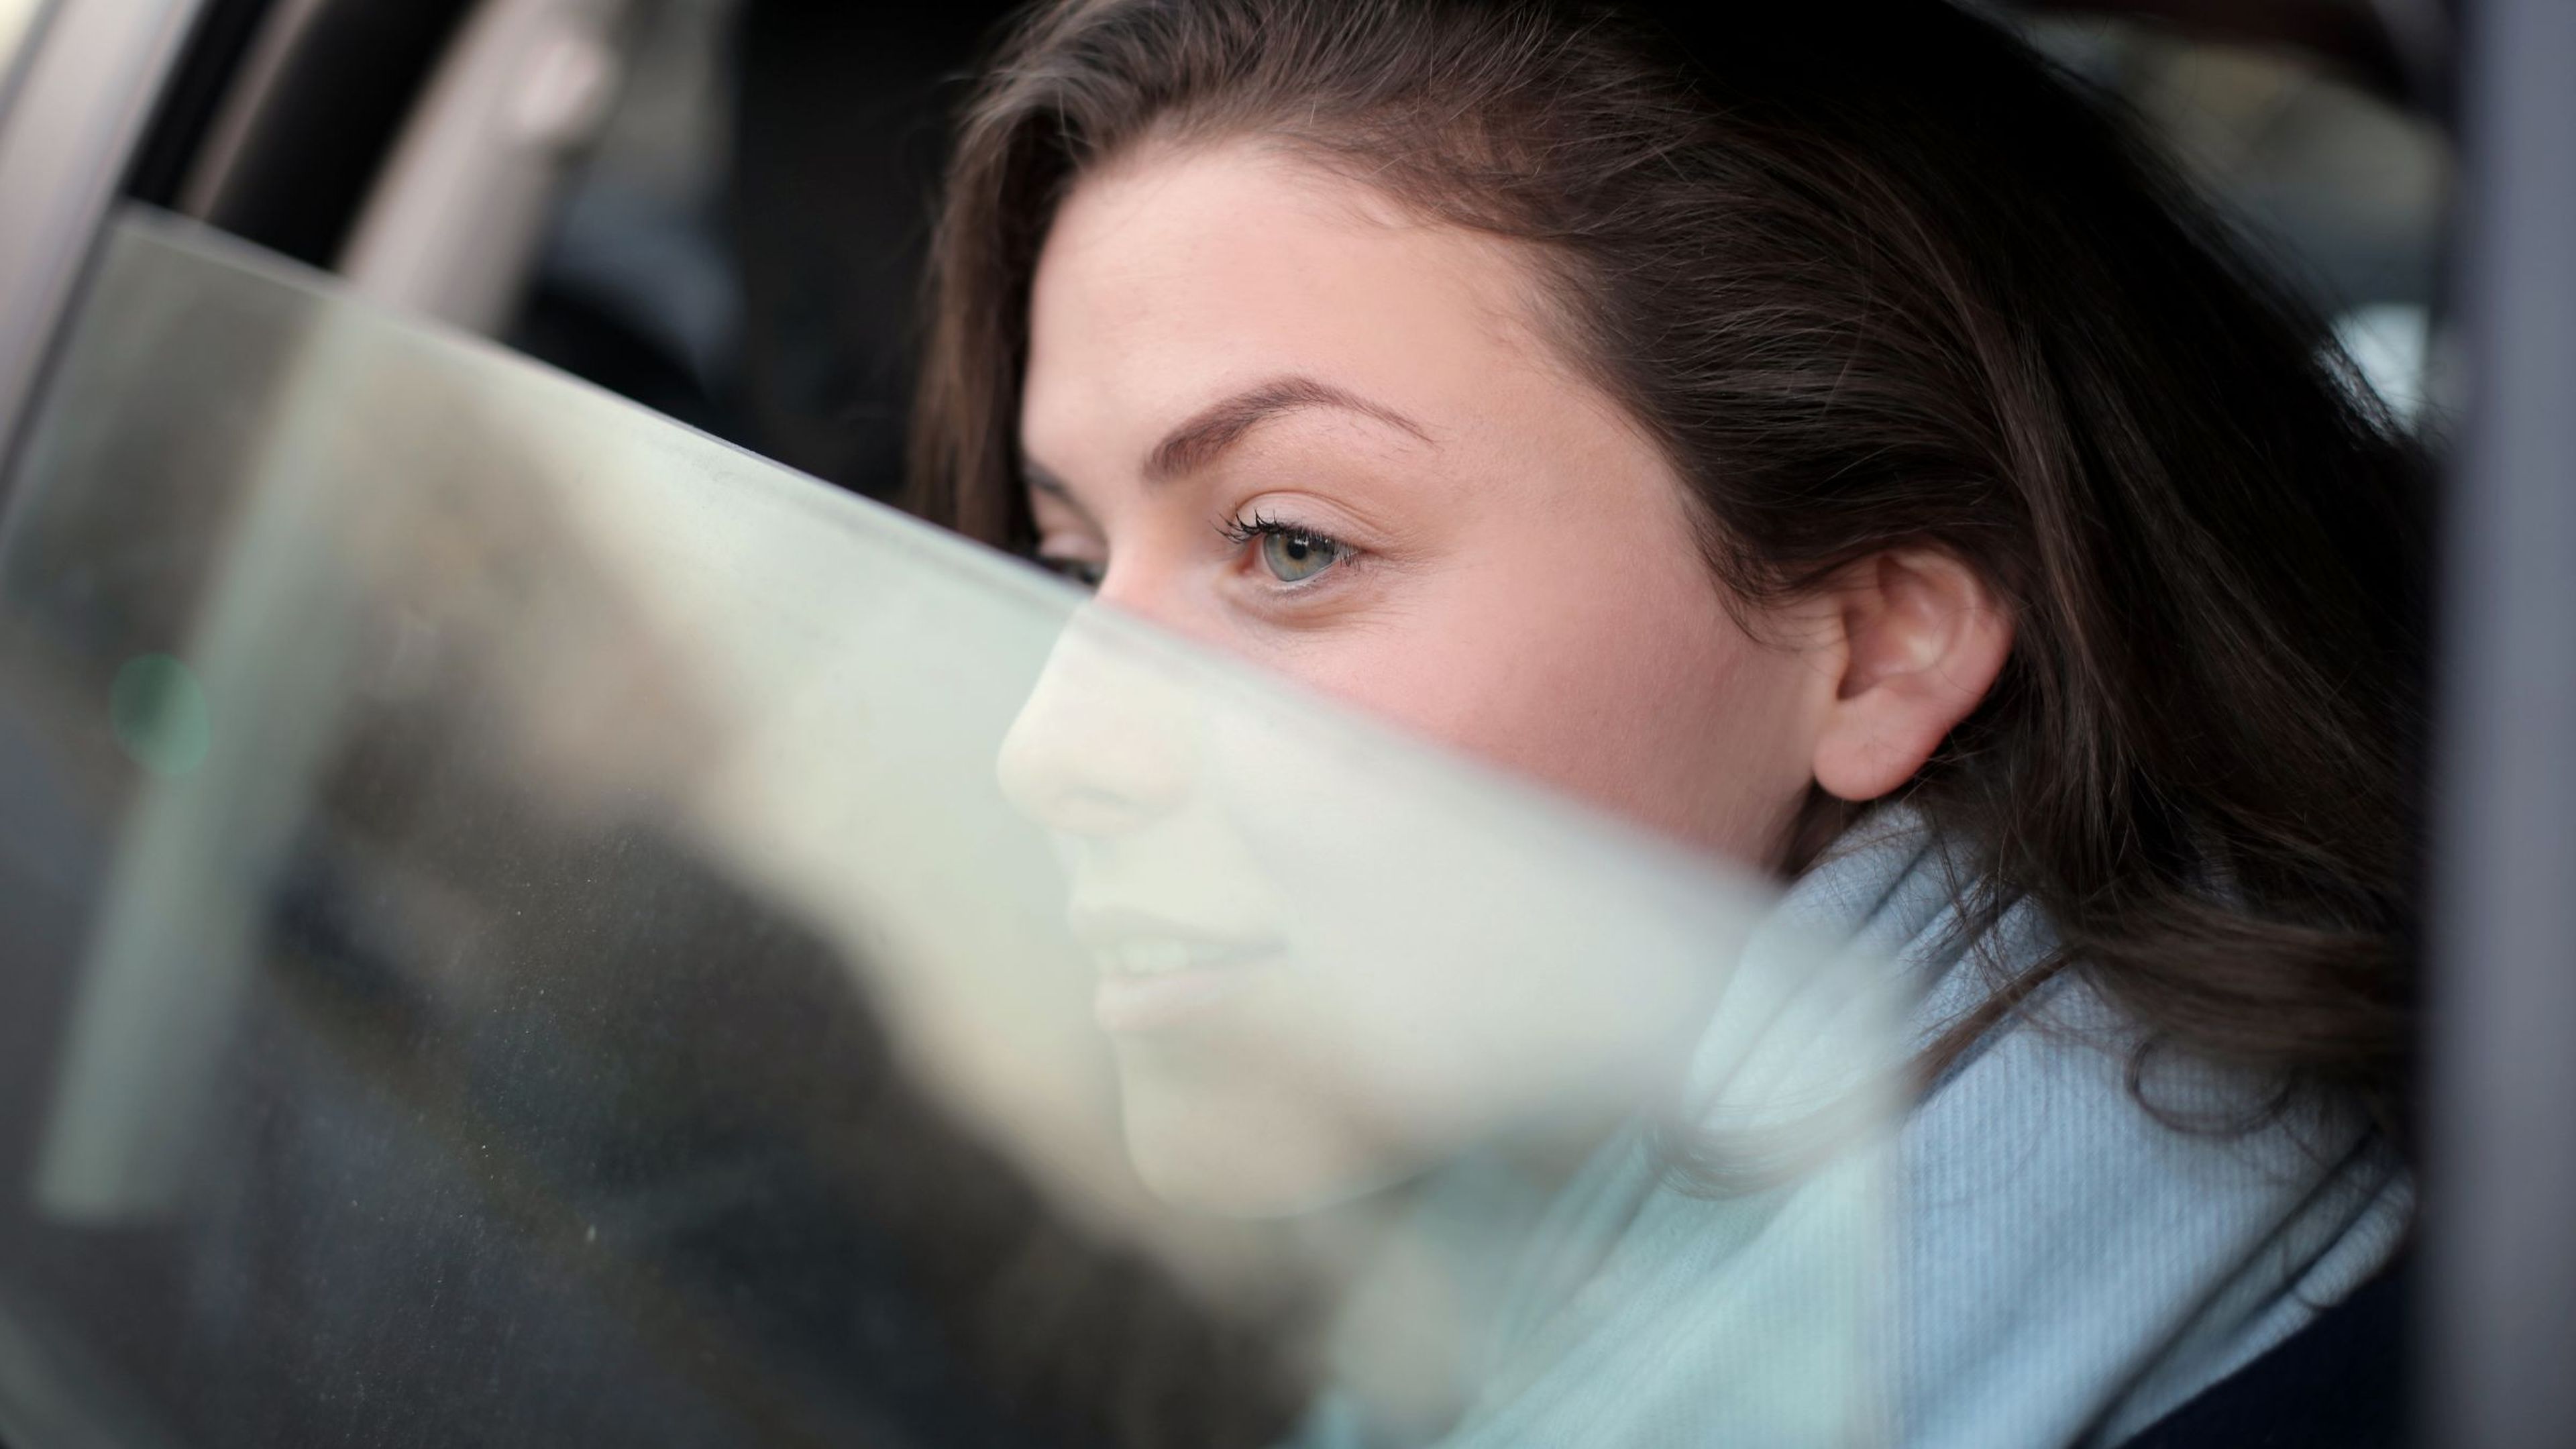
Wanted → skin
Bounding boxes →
[1006,138,2009,861]
[995,137,2012,1212]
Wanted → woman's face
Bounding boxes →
[1001,140,1829,1209]
[1014,140,1823,857]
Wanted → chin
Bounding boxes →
[1113,1055,1431,1218]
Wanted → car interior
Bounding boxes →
[0,1,2563,1447]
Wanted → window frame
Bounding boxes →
[0,0,201,504]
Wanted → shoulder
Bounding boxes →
[1892,959,2412,1447]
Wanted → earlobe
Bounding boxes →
[1810,550,2012,802]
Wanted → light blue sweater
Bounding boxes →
[1295,810,2412,1447]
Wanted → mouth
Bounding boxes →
[1076,917,1284,1033]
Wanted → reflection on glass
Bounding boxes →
[0,0,42,91]
[999,606,1756,1215]
[0,212,1899,1448]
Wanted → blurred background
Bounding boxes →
[99,0,2461,501]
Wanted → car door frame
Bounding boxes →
[0,0,203,504]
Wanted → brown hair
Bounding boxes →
[909,0,2427,1138]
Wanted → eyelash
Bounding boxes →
[1216,509,1354,565]
[1030,511,1357,593]
[1037,553,1106,589]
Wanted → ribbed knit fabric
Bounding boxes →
[1290,808,2412,1447]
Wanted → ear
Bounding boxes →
[1809,549,2012,803]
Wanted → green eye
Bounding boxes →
[1258,527,1342,583]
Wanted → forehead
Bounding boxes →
[1019,140,1556,470]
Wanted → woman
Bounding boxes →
[908,0,2424,1443]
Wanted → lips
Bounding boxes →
[1072,908,1283,1032]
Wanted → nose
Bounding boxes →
[996,604,1201,838]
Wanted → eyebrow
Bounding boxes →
[1144,375,1430,483]
[1021,458,1090,519]
[1020,374,1432,515]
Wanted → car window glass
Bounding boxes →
[0,209,1902,1449]
[0,0,40,93]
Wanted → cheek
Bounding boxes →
[1290,547,1819,863]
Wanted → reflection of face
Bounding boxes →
[998,140,1819,1211]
